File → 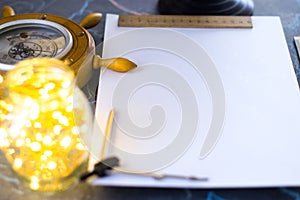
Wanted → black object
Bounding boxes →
[158,0,254,16]
[80,157,120,181]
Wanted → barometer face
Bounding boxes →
[0,19,73,65]
[0,12,96,87]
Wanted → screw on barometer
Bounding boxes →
[0,6,136,87]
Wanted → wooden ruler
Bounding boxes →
[118,15,253,29]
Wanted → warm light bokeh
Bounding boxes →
[0,58,92,192]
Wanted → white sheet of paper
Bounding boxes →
[90,14,300,188]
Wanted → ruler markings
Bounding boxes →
[118,15,253,28]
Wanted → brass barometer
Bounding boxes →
[0,6,136,87]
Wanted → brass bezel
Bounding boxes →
[0,13,95,76]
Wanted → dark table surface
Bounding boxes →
[1,0,300,199]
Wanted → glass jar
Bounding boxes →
[0,71,5,98]
[0,58,92,193]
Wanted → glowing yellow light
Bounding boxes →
[16,139,24,147]
[38,88,47,95]
[7,149,15,154]
[5,113,12,120]
[59,89,69,98]
[66,105,73,112]
[44,150,52,157]
[0,75,3,83]
[72,126,80,135]
[29,181,40,190]
[76,143,85,150]
[58,116,69,126]
[20,130,26,137]
[10,125,21,138]
[43,136,52,145]
[48,161,57,170]
[60,136,71,148]
[25,120,32,128]
[1,58,91,192]
[41,155,47,161]
[36,133,42,141]
[0,139,9,148]
[34,122,42,128]
[52,111,62,119]
[5,104,13,112]
[44,82,55,90]
[62,80,71,88]
[25,138,31,144]
[31,176,39,183]
[49,100,59,110]
[13,158,23,169]
[24,97,33,106]
[41,93,50,99]
[29,103,40,120]
[0,128,7,136]
[30,142,41,152]
[53,125,62,134]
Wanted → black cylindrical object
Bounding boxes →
[158,0,254,16]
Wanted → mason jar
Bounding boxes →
[0,58,92,193]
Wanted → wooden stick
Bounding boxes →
[100,109,114,160]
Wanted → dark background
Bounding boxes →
[0,0,300,199]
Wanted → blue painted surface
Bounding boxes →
[207,191,226,200]
[68,0,94,20]
[280,188,300,200]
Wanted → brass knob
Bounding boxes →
[2,5,15,18]
[79,13,102,29]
